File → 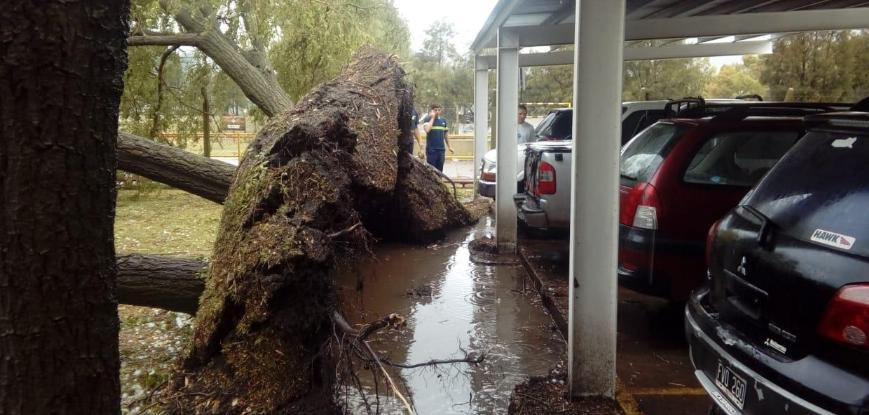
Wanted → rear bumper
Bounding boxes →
[515,194,550,229]
[686,289,868,415]
[478,179,496,198]
[618,225,707,300]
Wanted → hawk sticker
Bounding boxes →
[811,229,856,251]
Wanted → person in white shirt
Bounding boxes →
[517,104,535,144]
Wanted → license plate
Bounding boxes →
[715,361,747,409]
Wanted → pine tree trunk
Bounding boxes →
[0,1,129,413]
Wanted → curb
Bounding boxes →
[517,246,643,415]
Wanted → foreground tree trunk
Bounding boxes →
[0,2,129,413]
[166,48,474,413]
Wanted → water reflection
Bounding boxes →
[336,218,564,414]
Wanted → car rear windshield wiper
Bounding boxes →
[740,205,774,249]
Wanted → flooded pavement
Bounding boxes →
[335,217,565,414]
[518,233,712,415]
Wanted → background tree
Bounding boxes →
[623,58,714,100]
[705,63,768,99]
[1,1,130,412]
[522,65,574,115]
[123,0,410,150]
[759,31,868,102]
[408,21,473,130]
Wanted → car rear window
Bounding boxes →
[744,130,869,256]
[683,130,800,187]
[620,122,683,183]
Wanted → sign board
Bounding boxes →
[222,115,246,131]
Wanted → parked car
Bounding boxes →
[517,100,849,301]
[478,100,671,198]
[687,104,869,415]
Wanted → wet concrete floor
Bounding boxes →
[519,235,713,415]
[335,218,566,414]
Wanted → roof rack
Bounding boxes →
[852,96,869,112]
[734,94,763,101]
[665,99,851,121]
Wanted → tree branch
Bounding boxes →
[156,0,292,116]
[149,45,181,142]
[117,131,234,203]
[128,33,202,47]
[116,254,206,314]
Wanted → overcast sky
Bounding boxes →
[393,0,499,54]
[392,0,742,67]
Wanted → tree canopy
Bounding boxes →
[121,0,410,148]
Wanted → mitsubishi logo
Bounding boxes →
[737,256,748,276]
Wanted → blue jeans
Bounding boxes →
[426,148,446,172]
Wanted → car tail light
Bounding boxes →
[818,284,869,349]
[536,161,557,195]
[705,220,721,269]
[481,172,496,182]
[620,183,659,230]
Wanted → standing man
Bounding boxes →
[420,104,454,172]
[410,107,424,157]
[517,104,536,144]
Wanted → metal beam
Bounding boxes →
[470,0,524,54]
[473,58,489,197]
[568,0,624,399]
[473,7,869,50]
[476,40,772,67]
[626,7,869,39]
[495,28,519,253]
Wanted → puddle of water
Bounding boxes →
[335,217,565,414]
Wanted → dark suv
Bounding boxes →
[619,100,849,301]
[687,107,869,414]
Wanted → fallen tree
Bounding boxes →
[158,48,476,413]
[116,254,206,315]
[117,132,234,203]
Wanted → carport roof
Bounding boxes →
[472,0,869,52]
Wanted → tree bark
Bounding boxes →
[0,1,129,413]
[117,131,234,203]
[116,254,205,315]
[149,45,180,143]
[202,86,211,158]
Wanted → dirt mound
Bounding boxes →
[167,47,478,413]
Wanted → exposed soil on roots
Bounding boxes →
[166,48,479,413]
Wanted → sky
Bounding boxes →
[393,0,499,54]
[392,0,742,68]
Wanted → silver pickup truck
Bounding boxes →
[514,141,574,230]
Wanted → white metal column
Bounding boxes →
[567,0,625,398]
[495,28,519,252]
[473,58,489,197]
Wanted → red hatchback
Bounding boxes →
[617,101,848,302]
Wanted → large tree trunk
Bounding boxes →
[116,255,206,315]
[0,1,129,413]
[167,48,475,413]
[117,132,234,203]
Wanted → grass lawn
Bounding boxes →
[115,188,221,413]
[115,189,222,257]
